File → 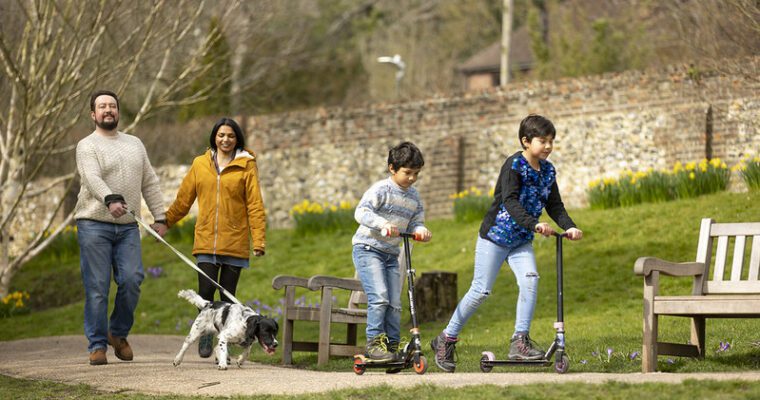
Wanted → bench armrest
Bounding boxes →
[633,257,705,277]
[272,275,310,290]
[307,275,364,292]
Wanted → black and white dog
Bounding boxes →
[173,289,278,370]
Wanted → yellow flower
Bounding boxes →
[709,158,722,168]
[588,179,601,189]
[14,300,23,308]
[673,161,683,173]
[689,172,696,180]
[685,162,696,171]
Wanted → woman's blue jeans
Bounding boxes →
[77,219,144,352]
[444,236,538,338]
[353,244,402,344]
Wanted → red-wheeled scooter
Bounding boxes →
[480,232,571,374]
[353,230,428,375]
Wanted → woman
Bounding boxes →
[166,117,266,358]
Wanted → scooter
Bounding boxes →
[353,231,428,375]
[479,232,570,374]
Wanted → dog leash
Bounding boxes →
[128,210,243,305]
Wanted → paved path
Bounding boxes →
[1,335,760,397]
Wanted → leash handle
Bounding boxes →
[129,211,243,305]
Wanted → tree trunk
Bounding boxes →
[412,271,458,323]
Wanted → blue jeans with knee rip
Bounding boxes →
[77,219,144,352]
[444,235,538,338]
[353,244,402,344]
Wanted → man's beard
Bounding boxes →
[95,115,118,130]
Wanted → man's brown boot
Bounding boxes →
[108,333,134,361]
[89,348,107,365]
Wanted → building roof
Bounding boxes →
[457,26,534,74]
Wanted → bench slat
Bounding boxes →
[654,296,760,315]
[731,236,746,281]
[705,281,760,293]
[749,235,760,281]
[712,236,729,281]
[711,222,760,236]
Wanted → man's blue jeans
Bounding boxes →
[77,219,144,352]
[353,244,402,344]
[444,236,538,338]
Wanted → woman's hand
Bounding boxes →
[253,249,265,257]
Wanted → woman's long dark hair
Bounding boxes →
[209,117,246,151]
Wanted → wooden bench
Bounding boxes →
[271,274,367,366]
[271,244,411,366]
[633,218,760,372]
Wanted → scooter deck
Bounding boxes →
[480,359,552,367]
[353,354,412,370]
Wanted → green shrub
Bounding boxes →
[451,187,492,223]
[0,291,30,318]
[290,200,357,235]
[587,158,731,209]
[735,155,760,191]
[672,158,730,199]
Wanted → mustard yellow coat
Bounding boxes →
[166,149,266,258]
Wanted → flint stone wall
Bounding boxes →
[10,58,759,255]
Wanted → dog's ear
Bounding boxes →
[241,315,261,346]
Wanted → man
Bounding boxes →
[75,90,168,365]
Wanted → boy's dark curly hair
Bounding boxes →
[388,141,424,171]
[518,114,556,149]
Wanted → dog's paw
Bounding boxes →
[217,364,228,370]
[172,359,181,367]
[236,357,245,368]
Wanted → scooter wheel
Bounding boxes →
[480,354,493,373]
[554,354,569,374]
[413,355,428,375]
[353,358,366,375]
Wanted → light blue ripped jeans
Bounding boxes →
[353,244,402,344]
[444,235,538,338]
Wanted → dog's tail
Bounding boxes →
[177,289,209,310]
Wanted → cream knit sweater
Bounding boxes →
[74,131,166,224]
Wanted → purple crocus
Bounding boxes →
[629,351,639,360]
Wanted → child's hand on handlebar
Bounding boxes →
[413,227,432,242]
[565,227,583,240]
[381,223,399,237]
[534,222,555,237]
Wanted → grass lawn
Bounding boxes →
[2,190,760,399]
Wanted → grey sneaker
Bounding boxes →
[198,334,213,358]
[365,334,393,362]
[430,332,457,372]
[508,333,545,360]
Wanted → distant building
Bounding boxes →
[457,26,534,91]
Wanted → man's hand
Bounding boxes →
[150,222,168,237]
[108,202,127,218]
[534,222,555,237]
[565,227,583,241]
[253,249,265,257]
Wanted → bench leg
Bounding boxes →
[690,317,705,359]
[282,287,296,365]
[642,274,658,373]
[317,288,333,366]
